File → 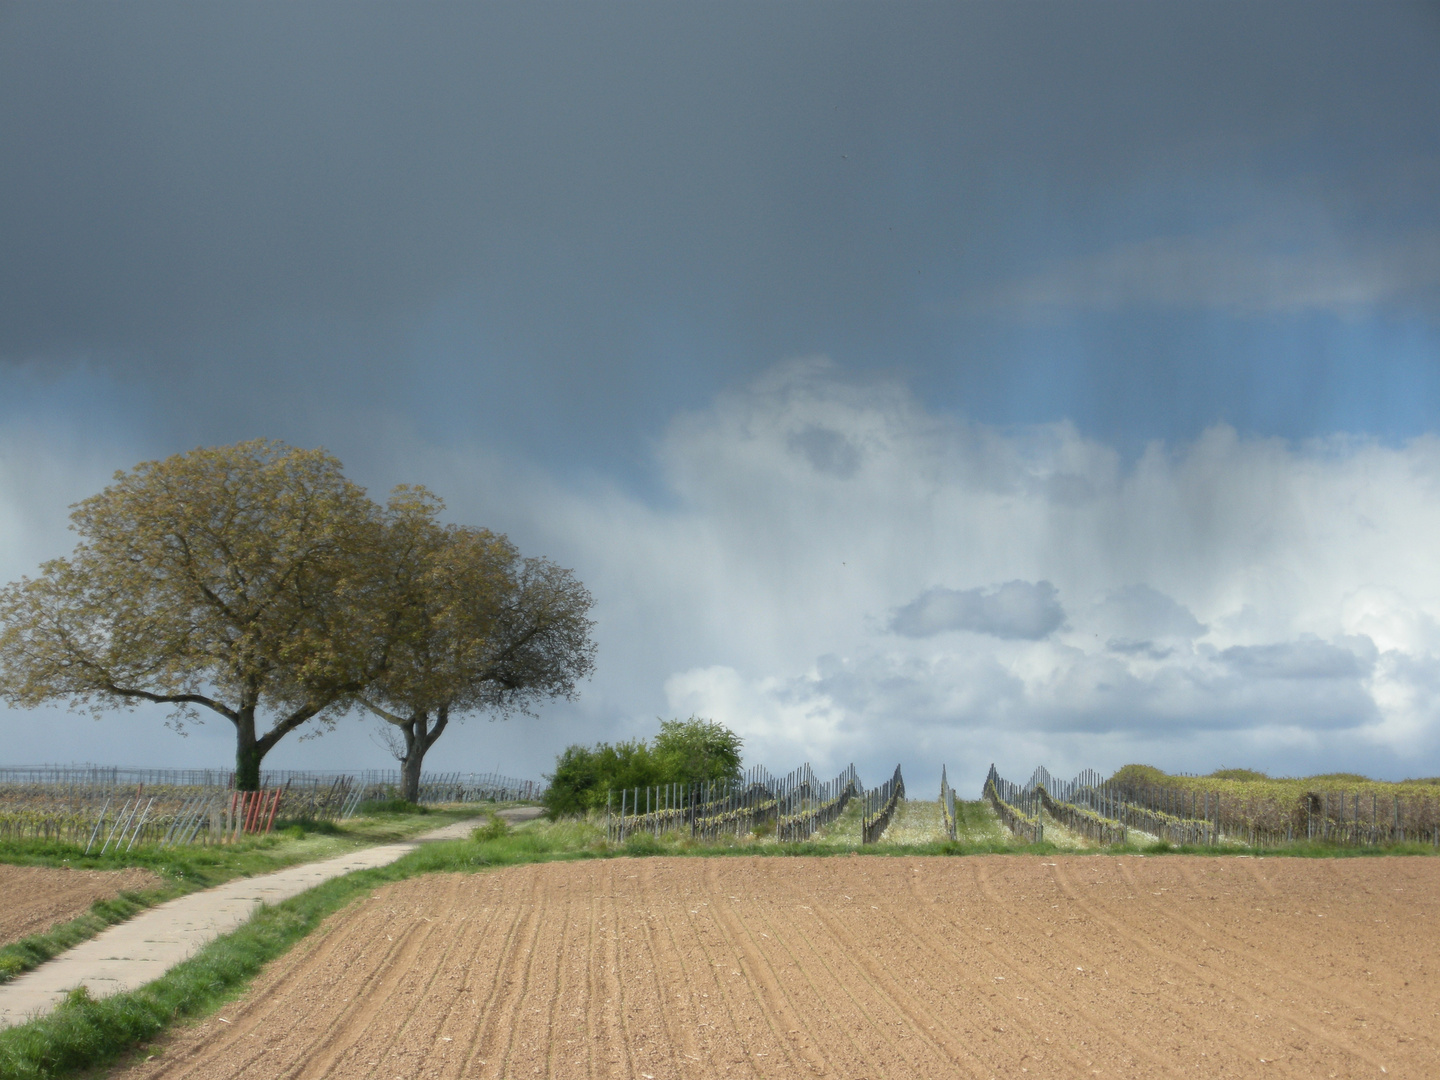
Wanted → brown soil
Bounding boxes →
[115,855,1439,1079]
[0,864,164,947]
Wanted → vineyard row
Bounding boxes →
[604,763,914,844]
[984,764,1440,848]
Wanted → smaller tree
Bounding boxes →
[652,716,743,786]
[358,489,596,803]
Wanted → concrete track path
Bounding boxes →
[0,806,545,1029]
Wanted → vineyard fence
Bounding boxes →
[939,765,957,841]
[862,765,905,844]
[986,763,1440,849]
[983,765,1043,843]
[0,764,544,847]
[605,764,864,844]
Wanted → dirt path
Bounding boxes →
[114,854,1440,1080]
[0,865,164,948]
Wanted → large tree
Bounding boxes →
[0,440,387,789]
[359,488,596,803]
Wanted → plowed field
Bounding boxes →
[0,864,163,947]
[118,855,1439,1079]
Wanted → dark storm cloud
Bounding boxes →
[1094,584,1206,658]
[1219,638,1376,681]
[891,581,1065,641]
[3,1,1439,464]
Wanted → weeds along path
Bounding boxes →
[0,812,536,1028]
[114,854,1440,1080]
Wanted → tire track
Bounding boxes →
[322,881,474,1080]
[669,883,734,1075]
[699,862,829,1076]
[422,886,515,1080]
[582,877,605,1080]
[623,862,687,1080]
[1100,858,1408,1045]
[745,900,882,1077]
[771,892,942,1076]
[874,870,1108,1077]
[649,878,710,1078]
[295,893,456,1080]
[596,863,644,1080]
[456,865,545,1077]
[488,866,553,1077]
[542,875,583,1079]
[680,862,765,1078]
[1112,856,1424,1022]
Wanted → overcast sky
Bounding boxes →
[3,2,1440,791]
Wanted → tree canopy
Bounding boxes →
[359,488,596,801]
[0,441,595,790]
[651,717,743,786]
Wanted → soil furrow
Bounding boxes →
[699,865,827,1076]
[487,867,551,1077]
[595,864,642,1079]
[876,870,1114,1077]
[455,865,543,1077]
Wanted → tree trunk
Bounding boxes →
[397,705,449,803]
[235,708,262,791]
[400,720,424,803]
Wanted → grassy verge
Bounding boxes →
[0,806,498,986]
[0,805,500,879]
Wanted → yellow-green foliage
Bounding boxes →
[1108,764,1440,838]
[1126,767,1438,799]
[1107,764,1166,788]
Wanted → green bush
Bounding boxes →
[652,717,743,787]
[471,814,510,842]
[1107,763,1167,790]
[543,716,744,819]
